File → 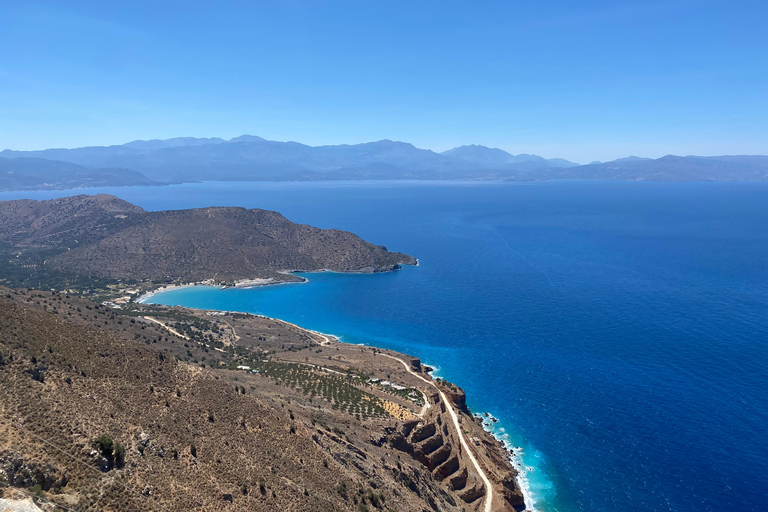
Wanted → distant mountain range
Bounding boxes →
[0,156,159,190]
[1,135,766,190]
[543,154,768,181]
[0,136,579,184]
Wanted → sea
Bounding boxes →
[3,180,766,512]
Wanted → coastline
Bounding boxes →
[140,280,534,511]
[134,264,414,304]
[423,364,536,511]
[136,282,208,303]
[421,363,536,509]
[477,412,538,511]
[135,273,306,304]
[286,322,535,511]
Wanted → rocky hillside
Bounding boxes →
[0,290,526,511]
[0,194,144,247]
[0,194,416,285]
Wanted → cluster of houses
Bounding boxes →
[368,377,407,391]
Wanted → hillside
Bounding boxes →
[0,194,416,287]
[0,157,156,191]
[0,288,526,511]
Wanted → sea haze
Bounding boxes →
[4,180,766,512]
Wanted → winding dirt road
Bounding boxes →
[381,353,494,512]
[143,316,189,340]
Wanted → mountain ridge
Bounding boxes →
[547,154,768,181]
[2,135,766,186]
[0,136,577,182]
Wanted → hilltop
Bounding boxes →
[0,194,415,289]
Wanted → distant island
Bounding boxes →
[2,135,766,191]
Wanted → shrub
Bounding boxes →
[367,491,381,508]
[96,435,114,459]
[114,442,126,468]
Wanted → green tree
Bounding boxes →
[96,435,114,459]
[114,442,126,468]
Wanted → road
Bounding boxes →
[143,316,189,340]
[380,353,495,512]
[143,312,494,511]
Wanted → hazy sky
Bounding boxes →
[1,1,766,162]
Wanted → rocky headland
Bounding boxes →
[0,194,416,287]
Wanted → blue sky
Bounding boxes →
[1,1,766,162]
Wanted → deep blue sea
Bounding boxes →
[4,181,767,512]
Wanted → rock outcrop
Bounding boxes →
[0,453,68,491]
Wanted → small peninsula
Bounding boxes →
[0,194,416,288]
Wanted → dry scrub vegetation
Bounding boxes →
[0,289,526,511]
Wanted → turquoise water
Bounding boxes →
[3,180,767,511]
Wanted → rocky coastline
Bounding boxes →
[144,279,531,511]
